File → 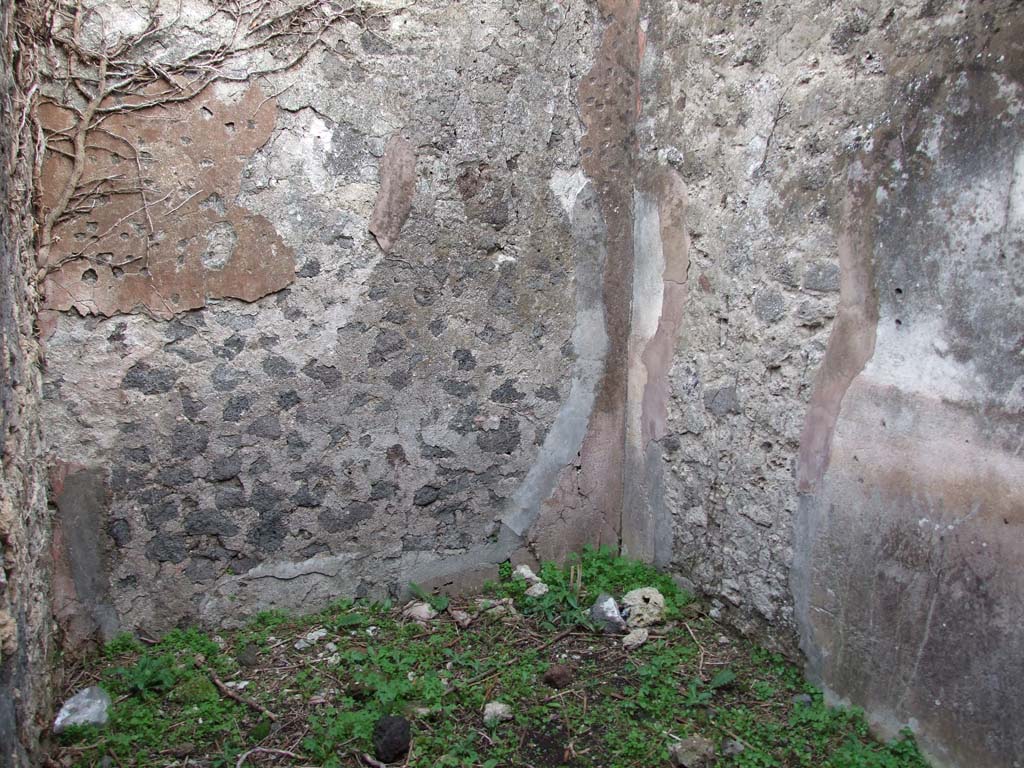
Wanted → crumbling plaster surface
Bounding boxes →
[639,1,1024,766]
[792,64,1024,768]
[39,84,295,319]
[639,0,889,634]
[36,0,1024,765]
[1,3,54,765]
[42,0,612,632]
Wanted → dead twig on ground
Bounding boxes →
[684,621,707,681]
[235,747,301,767]
[210,670,279,722]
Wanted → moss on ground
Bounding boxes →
[54,547,928,768]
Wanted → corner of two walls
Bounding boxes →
[30,1,1024,766]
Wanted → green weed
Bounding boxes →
[56,551,929,768]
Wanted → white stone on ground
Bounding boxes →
[483,701,513,725]
[525,582,549,597]
[54,686,111,734]
[622,627,649,650]
[513,564,541,583]
[402,601,438,622]
[294,627,328,650]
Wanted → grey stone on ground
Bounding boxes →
[294,627,328,650]
[722,738,745,756]
[792,693,813,707]
[669,735,716,767]
[372,715,411,763]
[235,642,259,667]
[53,686,112,734]
[589,593,627,633]
[483,701,513,725]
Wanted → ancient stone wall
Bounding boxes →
[31,1,1024,766]
[39,0,620,635]
[0,2,55,765]
[637,1,1024,766]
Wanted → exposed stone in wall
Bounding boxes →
[41,0,609,633]
[0,2,55,765]
[641,0,877,636]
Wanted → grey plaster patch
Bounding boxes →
[501,170,607,537]
[52,468,119,643]
[199,553,365,627]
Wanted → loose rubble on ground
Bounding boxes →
[51,550,927,767]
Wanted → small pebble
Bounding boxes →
[525,582,549,597]
[669,735,716,767]
[622,627,649,650]
[294,628,328,651]
[402,601,438,622]
[235,642,260,667]
[722,738,745,756]
[513,564,541,583]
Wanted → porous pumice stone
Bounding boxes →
[621,587,666,628]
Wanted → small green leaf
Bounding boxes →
[710,668,736,689]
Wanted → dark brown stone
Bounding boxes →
[372,715,411,763]
[542,664,573,690]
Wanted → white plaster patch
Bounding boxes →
[864,316,979,403]
[993,72,1023,119]
[492,251,516,268]
[631,192,665,344]
[918,117,944,161]
[549,168,588,216]
[293,114,336,194]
